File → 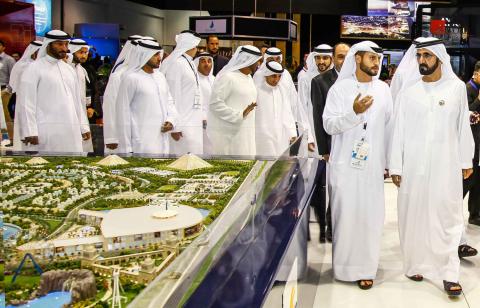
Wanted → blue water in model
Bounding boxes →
[3,224,21,240]
[6,291,71,308]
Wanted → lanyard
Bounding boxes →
[182,55,199,87]
[469,79,479,92]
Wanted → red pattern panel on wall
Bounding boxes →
[0,1,35,55]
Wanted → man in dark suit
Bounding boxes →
[465,60,480,226]
[309,43,350,242]
[206,35,229,76]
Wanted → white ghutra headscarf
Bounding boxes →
[390,37,457,101]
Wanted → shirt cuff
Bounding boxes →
[389,169,402,176]
[104,138,119,144]
[345,109,364,125]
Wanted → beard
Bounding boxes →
[360,62,379,77]
[419,58,440,75]
[146,60,160,69]
[318,64,329,72]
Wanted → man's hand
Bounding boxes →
[106,143,118,150]
[171,132,183,141]
[463,168,473,180]
[392,175,401,188]
[161,122,174,133]
[323,154,330,162]
[353,93,374,115]
[82,132,91,141]
[203,120,207,129]
[289,137,297,144]
[308,142,315,152]
[243,102,257,118]
[22,136,39,145]
[87,108,95,118]
[471,112,480,125]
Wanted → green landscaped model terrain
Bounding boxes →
[0,155,255,307]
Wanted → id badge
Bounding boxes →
[351,139,369,169]
[193,93,201,109]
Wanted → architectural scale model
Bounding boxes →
[1,155,254,307]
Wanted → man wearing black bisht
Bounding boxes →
[465,60,480,227]
[309,43,350,243]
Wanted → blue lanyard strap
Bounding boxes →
[469,79,479,92]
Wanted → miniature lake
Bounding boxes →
[6,291,71,308]
[3,223,21,240]
[198,208,211,218]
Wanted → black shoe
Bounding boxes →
[458,244,478,258]
[319,232,326,243]
[326,228,332,242]
[468,216,480,226]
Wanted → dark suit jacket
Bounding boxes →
[466,80,480,161]
[213,54,229,76]
[311,69,338,155]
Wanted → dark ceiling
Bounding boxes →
[128,0,479,15]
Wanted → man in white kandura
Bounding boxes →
[323,41,393,290]
[298,44,333,148]
[161,30,203,155]
[115,40,177,154]
[389,37,475,296]
[254,61,297,156]
[207,45,262,156]
[16,30,91,153]
[9,40,42,151]
[103,38,143,153]
[254,47,315,151]
[68,38,93,153]
[194,52,215,154]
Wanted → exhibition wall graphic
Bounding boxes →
[22,0,52,37]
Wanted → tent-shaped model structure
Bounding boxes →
[25,157,49,165]
[96,155,129,166]
[168,153,212,171]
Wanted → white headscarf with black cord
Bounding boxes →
[215,45,262,80]
[9,40,42,92]
[160,30,201,74]
[37,29,71,59]
[390,37,457,101]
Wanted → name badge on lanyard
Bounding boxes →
[193,91,201,109]
[351,123,370,169]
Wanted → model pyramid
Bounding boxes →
[168,153,212,171]
[96,154,129,166]
[25,157,49,165]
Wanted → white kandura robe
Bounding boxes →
[11,58,34,151]
[255,81,297,156]
[199,72,215,154]
[298,69,319,149]
[323,79,393,281]
[115,70,177,154]
[207,70,257,156]
[72,62,93,153]
[165,55,203,155]
[16,55,90,153]
[389,78,474,282]
[102,65,128,153]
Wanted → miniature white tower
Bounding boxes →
[110,267,126,308]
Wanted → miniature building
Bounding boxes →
[167,153,212,170]
[18,205,203,259]
[96,155,129,166]
[25,157,49,165]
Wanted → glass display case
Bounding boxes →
[1,123,318,308]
